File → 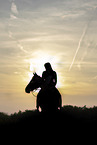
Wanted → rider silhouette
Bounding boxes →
[42,62,57,88]
[36,62,57,111]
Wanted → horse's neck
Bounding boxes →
[36,76,43,85]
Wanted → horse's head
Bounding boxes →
[25,73,42,93]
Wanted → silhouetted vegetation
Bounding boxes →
[0,105,97,144]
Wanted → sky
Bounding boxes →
[0,0,97,114]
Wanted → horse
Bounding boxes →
[25,73,62,112]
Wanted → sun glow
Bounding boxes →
[25,51,62,88]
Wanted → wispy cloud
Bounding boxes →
[8,1,29,54]
[17,41,28,54]
[10,14,17,20]
[8,31,28,54]
[11,2,18,15]
[10,1,18,19]
[62,10,85,19]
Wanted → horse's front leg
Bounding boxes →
[36,90,42,112]
[36,96,39,111]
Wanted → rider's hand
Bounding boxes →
[36,106,39,112]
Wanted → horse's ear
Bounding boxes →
[33,72,36,75]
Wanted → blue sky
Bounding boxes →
[0,0,97,114]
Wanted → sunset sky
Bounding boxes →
[0,0,97,114]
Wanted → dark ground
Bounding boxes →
[0,105,97,144]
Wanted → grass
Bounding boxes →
[0,105,97,144]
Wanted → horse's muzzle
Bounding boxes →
[25,88,30,93]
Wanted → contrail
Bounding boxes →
[69,24,88,71]
[77,42,90,70]
[8,0,28,54]
[68,5,97,72]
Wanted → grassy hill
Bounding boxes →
[0,105,97,144]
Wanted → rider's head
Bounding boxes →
[44,62,52,71]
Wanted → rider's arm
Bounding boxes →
[53,71,57,86]
[42,71,45,81]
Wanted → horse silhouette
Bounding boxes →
[25,73,62,112]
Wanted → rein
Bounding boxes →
[32,91,37,97]
[32,88,40,97]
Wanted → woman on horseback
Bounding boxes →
[36,62,61,112]
[25,62,62,112]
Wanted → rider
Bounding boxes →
[42,62,57,88]
[36,62,57,111]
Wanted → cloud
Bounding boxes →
[10,14,18,20]
[17,42,28,54]
[10,1,18,19]
[11,2,18,15]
